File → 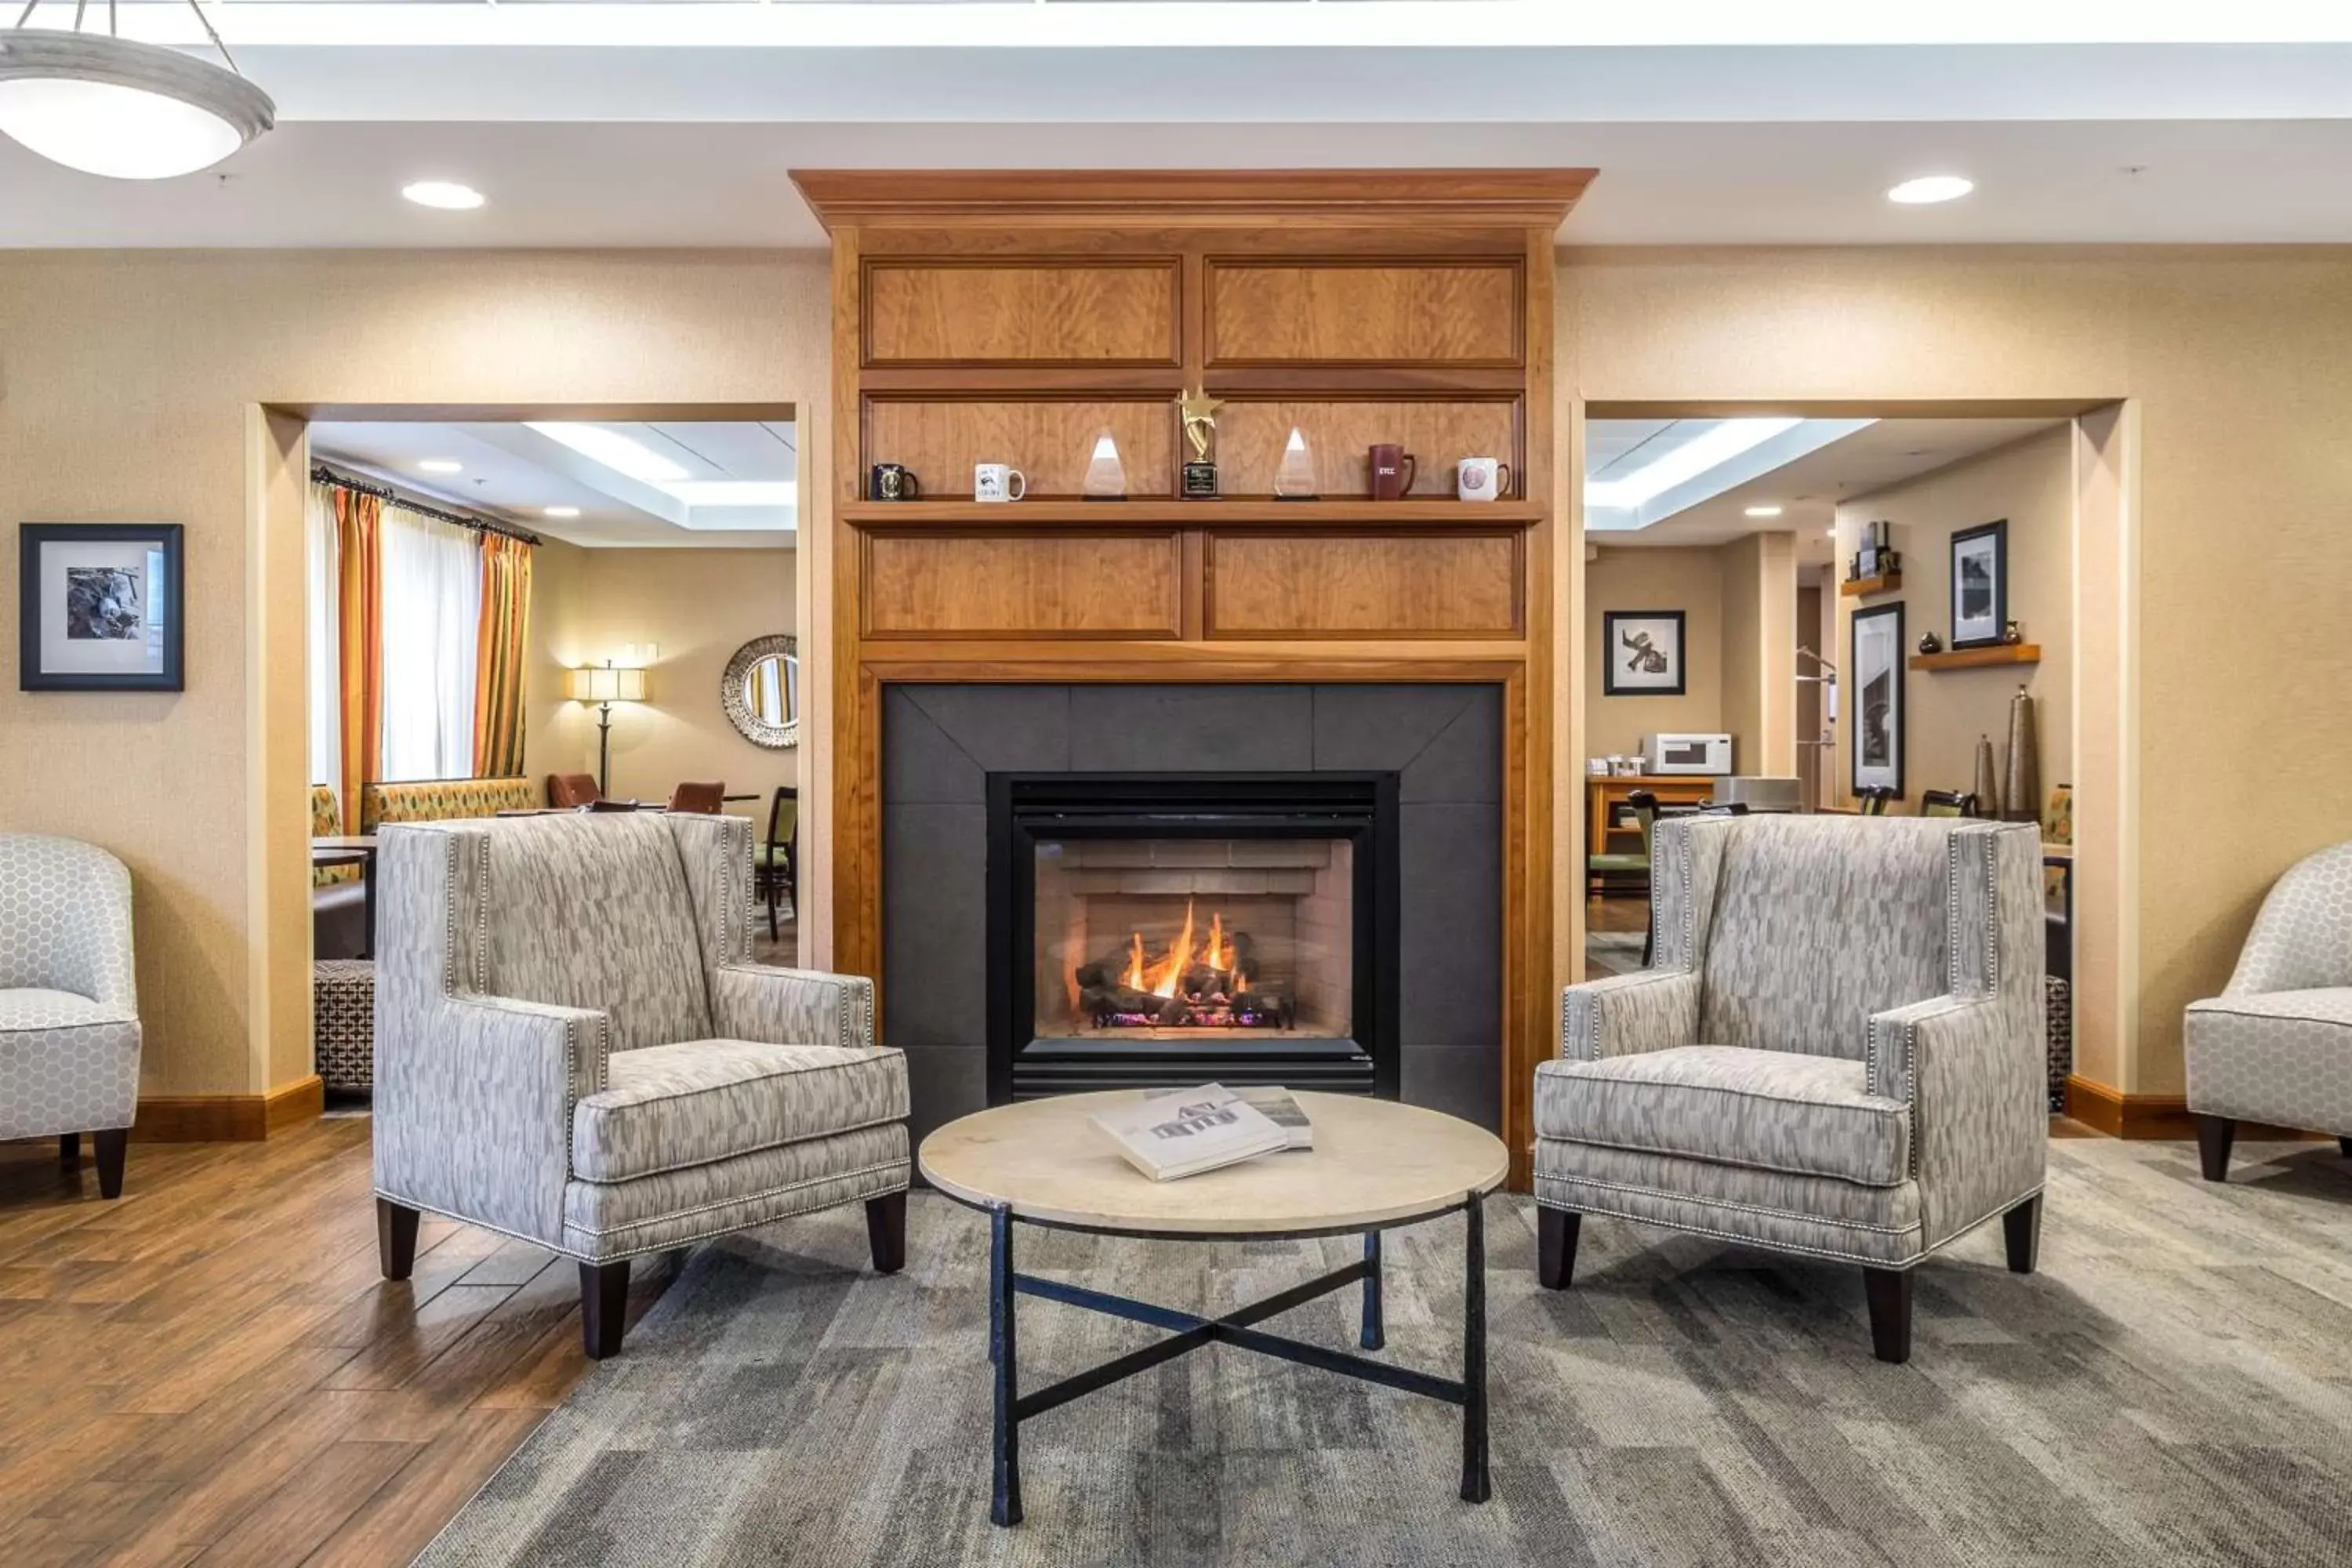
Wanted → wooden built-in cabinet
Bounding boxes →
[795,169,1592,1189]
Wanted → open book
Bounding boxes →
[1092,1084,1292,1181]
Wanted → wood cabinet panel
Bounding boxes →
[1213,399,1520,499]
[863,399,1177,499]
[862,531,1182,639]
[1205,531,1523,639]
[864,261,1179,365]
[1207,261,1521,365]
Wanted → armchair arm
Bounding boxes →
[1864,993,1998,1105]
[1560,970,1700,1062]
[373,991,610,1247]
[1867,990,2045,1243]
[710,964,877,1052]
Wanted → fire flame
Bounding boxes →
[1120,898,1244,996]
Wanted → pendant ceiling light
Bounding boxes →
[0,0,273,180]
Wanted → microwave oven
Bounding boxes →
[1642,733,1733,776]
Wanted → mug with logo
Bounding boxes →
[1368,443,1418,501]
[869,463,921,502]
[974,463,1027,503]
[1455,456,1511,502]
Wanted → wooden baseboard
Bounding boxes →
[134,1076,325,1142]
[2063,1075,2194,1139]
[2061,1075,2325,1142]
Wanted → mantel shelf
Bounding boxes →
[840,499,1544,528]
[1910,643,2043,672]
[1838,572,1902,598]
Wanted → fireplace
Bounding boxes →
[989,773,1398,1102]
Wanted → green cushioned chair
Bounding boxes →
[1921,789,1977,819]
[755,786,799,941]
[1586,789,1659,894]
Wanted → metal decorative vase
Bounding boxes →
[2002,685,2041,824]
[1973,734,2002,818]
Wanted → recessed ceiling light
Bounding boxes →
[1744,504,1784,518]
[417,459,463,474]
[1586,419,1802,510]
[1887,175,1973,205]
[543,506,581,519]
[402,180,485,211]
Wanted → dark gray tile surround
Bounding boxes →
[882,684,1504,1145]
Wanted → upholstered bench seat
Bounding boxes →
[2186,986,2352,1130]
[1537,1044,1911,1188]
[572,1039,911,1181]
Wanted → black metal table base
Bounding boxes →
[985,1195,1488,1527]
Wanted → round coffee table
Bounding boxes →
[919,1091,1508,1526]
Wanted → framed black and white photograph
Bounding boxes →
[1850,602,1905,797]
[18,523,184,691]
[1949,519,2008,649]
[1602,609,1687,696]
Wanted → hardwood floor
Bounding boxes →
[0,1120,667,1567]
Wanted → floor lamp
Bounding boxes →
[567,662,648,797]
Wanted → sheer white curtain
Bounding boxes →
[379,502,481,782]
[305,480,343,796]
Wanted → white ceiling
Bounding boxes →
[2,11,2351,246]
[1586,417,2067,566]
[310,419,797,546]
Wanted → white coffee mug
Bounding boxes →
[1456,456,1512,501]
[975,463,1027,503]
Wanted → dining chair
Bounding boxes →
[1856,786,1894,816]
[669,782,726,815]
[757,786,800,940]
[1920,789,1978,818]
[548,773,601,809]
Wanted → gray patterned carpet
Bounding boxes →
[421,1138,2352,1568]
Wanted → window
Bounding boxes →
[377,503,481,782]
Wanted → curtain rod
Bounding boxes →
[310,463,543,547]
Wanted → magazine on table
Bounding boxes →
[1228,1086,1314,1150]
[1093,1083,1302,1181]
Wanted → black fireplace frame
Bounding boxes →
[986,771,1401,1104]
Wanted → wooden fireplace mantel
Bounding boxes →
[797,169,1584,1188]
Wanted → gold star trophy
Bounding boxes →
[1178,389,1224,499]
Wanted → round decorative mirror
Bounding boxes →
[721,633,798,750]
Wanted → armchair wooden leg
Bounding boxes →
[1863,1268,1913,1364]
[376,1198,420,1279]
[866,1191,907,1275]
[2194,1114,2236,1183]
[2002,1194,2042,1275]
[59,1131,79,1164]
[1537,1207,1581,1290]
[581,1260,630,1359]
[93,1128,128,1200]
[2339,1136,2351,1160]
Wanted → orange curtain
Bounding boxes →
[472,532,534,779]
[334,488,385,833]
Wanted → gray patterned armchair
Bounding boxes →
[372,811,911,1357]
[1537,815,2045,1363]
[2186,840,2352,1181]
[0,833,141,1199]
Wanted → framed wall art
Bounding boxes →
[17,523,185,691]
[1850,601,1905,798]
[1949,519,2008,649]
[1602,609,1687,697]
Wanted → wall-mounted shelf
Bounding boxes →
[1911,643,2042,672]
[1838,572,1901,598]
[840,499,1543,528]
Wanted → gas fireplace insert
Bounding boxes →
[986,773,1399,1102]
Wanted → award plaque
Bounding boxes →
[1179,390,1223,499]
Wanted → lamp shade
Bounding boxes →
[568,666,648,703]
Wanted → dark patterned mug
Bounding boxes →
[869,463,921,502]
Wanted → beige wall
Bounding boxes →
[0,250,830,1098]
[526,546,799,808]
[1830,426,2075,814]
[1583,546,1724,761]
[1584,536,1793,779]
